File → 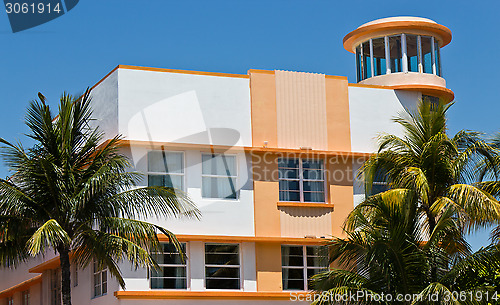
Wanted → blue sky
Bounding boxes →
[0,0,498,250]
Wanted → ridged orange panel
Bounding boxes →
[275,70,328,150]
[279,207,333,238]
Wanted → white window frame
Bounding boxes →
[281,245,328,291]
[147,150,186,191]
[92,261,107,298]
[150,242,189,290]
[278,158,327,203]
[201,153,239,200]
[204,243,242,290]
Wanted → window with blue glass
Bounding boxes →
[406,35,419,72]
[389,35,402,73]
[421,36,433,74]
[279,158,325,203]
[148,151,184,190]
[434,40,441,76]
[372,37,387,76]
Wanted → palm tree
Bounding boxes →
[0,89,200,305]
[311,189,500,305]
[311,100,500,304]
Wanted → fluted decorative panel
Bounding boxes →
[275,70,327,150]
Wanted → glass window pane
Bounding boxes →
[356,46,362,82]
[303,170,323,181]
[282,269,305,290]
[279,191,300,202]
[389,35,402,73]
[421,36,433,74]
[362,41,372,79]
[151,278,187,289]
[151,266,187,278]
[278,159,299,169]
[202,155,236,176]
[205,244,239,254]
[301,160,323,169]
[434,40,441,76]
[372,37,387,76]
[279,180,300,191]
[202,177,237,199]
[206,279,240,289]
[282,246,304,267]
[302,181,324,192]
[303,192,325,203]
[148,151,183,173]
[406,35,419,72]
[279,168,299,179]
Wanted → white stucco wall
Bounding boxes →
[90,70,119,141]
[117,69,252,148]
[348,87,420,154]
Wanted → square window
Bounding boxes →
[147,151,184,190]
[205,243,240,289]
[281,245,328,291]
[278,159,325,203]
[150,243,187,289]
[201,154,238,199]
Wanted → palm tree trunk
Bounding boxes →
[59,247,72,305]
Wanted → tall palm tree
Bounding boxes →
[0,89,200,305]
[311,100,500,304]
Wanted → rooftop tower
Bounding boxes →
[343,16,454,101]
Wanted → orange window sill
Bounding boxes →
[277,201,335,209]
[114,290,311,300]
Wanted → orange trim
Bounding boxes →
[114,290,311,300]
[248,69,275,75]
[0,275,42,298]
[118,65,249,79]
[343,20,452,53]
[349,83,454,102]
[159,234,329,244]
[391,84,455,102]
[325,75,348,80]
[28,256,60,273]
[277,202,335,209]
[245,147,371,158]
[91,66,119,90]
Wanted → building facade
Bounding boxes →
[0,16,453,305]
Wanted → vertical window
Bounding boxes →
[434,40,441,76]
[422,95,440,111]
[406,35,419,72]
[50,269,61,305]
[93,261,107,297]
[372,37,387,76]
[279,158,325,203]
[355,46,362,82]
[388,35,402,73]
[281,245,328,291]
[202,154,238,199]
[361,41,372,80]
[148,151,184,190]
[7,297,13,305]
[151,243,187,289]
[22,290,30,305]
[205,243,240,289]
[421,36,433,74]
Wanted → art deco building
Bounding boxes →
[0,16,453,305]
